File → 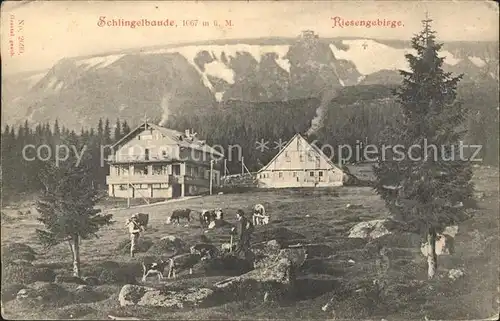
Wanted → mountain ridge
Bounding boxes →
[2,34,498,131]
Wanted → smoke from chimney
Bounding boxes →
[159,92,172,126]
[306,88,339,136]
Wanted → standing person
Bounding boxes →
[125,214,144,258]
[232,209,254,255]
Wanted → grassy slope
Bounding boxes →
[1,166,498,320]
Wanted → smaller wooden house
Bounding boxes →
[256,133,344,188]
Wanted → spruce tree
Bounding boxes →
[104,118,112,145]
[373,16,476,279]
[121,120,131,137]
[97,118,104,142]
[114,118,122,142]
[36,139,113,277]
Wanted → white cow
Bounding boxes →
[253,204,269,226]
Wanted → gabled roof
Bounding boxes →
[111,121,224,157]
[257,133,341,173]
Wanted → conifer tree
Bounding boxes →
[36,139,113,277]
[53,119,61,139]
[114,118,122,142]
[121,120,131,137]
[373,15,476,279]
[104,118,112,145]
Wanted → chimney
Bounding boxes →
[185,129,190,137]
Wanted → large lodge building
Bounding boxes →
[106,121,223,199]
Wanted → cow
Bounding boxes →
[214,208,224,220]
[252,204,269,226]
[199,209,223,227]
[190,243,220,260]
[167,208,192,224]
[166,253,202,278]
[141,256,171,282]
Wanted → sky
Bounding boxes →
[1,0,498,74]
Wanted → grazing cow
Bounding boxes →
[141,257,171,282]
[253,204,269,226]
[190,243,220,260]
[167,253,202,278]
[167,208,192,224]
[199,209,218,227]
[134,213,149,230]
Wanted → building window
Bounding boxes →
[278,172,283,178]
[318,171,323,177]
[308,152,314,161]
[299,154,304,162]
[152,165,163,175]
[292,172,297,177]
[315,156,321,167]
[135,165,147,175]
[310,171,314,177]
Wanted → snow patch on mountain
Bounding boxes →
[54,82,64,91]
[152,45,291,91]
[441,51,460,65]
[330,40,462,75]
[204,61,235,84]
[275,58,291,73]
[74,54,125,70]
[468,56,487,68]
[215,92,224,102]
[46,77,58,90]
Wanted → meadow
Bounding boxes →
[1,166,498,320]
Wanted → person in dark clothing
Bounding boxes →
[232,209,254,255]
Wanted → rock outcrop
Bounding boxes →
[348,220,392,239]
[118,284,215,308]
[214,257,297,302]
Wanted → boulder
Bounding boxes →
[254,246,307,270]
[266,240,282,251]
[16,282,71,305]
[2,262,56,284]
[348,220,391,239]
[2,283,25,301]
[118,284,215,308]
[276,248,307,268]
[116,237,154,255]
[55,275,88,285]
[214,258,296,302]
[147,236,187,256]
[448,268,465,281]
[72,284,104,303]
